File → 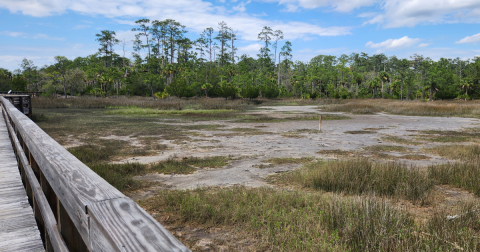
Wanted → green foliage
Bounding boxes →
[217,81,237,99]
[260,83,280,98]
[240,84,259,99]
[165,78,195,98]
[9,19,480,101]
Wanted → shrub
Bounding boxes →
[165,78,195,98]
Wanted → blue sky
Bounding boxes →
[1,0,480,70]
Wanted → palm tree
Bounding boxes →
[379,71,390,98]
[369,77,381,98]
[461,77,473,100]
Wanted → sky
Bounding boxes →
[1,0,480,71]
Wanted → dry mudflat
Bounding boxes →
[108,105,480,191]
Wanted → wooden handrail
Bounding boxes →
[3,107,69,252]
[1,97,189,252]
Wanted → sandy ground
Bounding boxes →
[112,106,480,192]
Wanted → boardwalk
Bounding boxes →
[0,110,44,252]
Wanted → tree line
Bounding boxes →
[1,19,480,100]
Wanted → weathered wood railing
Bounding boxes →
[1,97,189,252]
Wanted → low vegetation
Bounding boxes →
[364,145,410,152]
[273,159,433,203]
[263,157,314,165]
[323,99,480,118]
[429,160,480,196]
[151,156,230,175]
[425,144,480,160]
[381,135,423,145]
[141,186,480,251]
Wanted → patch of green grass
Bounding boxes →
[381,135,423,145]
[345,130,376,134]
[417,130,479,143]
[317,149,356,157]
[181,124,225,130]
[68,140,154,191]
[363,127,386,130]
[264,157,315,165]
[151,156,230,174]
[229,127,260,132]
[151,159,197,174]
[235,114,286,123]
[364,145,409,152]
[324,103,381,114]
[89,163,149,191]
[424,144,480,160]
[280,132,305,138]
[281,128,322,138]
[138,137,168,151]
[236,113,351,123]
[253,163,275,169]
[105,107,239,116]
[371,152,398,160]
[401,154,431,160]
[420,135,470,143]
[294,128,320,133]
[214,128,274,136]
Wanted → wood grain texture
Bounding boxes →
[4,109,68,252]
[1,97,190,252]
[88,198,190,252]
[0,105,44,252]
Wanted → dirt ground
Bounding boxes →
[46,104,480,251]
[109,105,480,194]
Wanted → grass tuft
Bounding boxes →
[345,130,376,134]
[425,144,480,160]
[429,160,480,196]
[274,159,434,203]
[364,145,409,152]
[151,156,230,175]
[264,157,314,165]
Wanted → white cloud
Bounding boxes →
[269,0,377,12]
[456,33,480,44]
[0,44,98,70]
[283,4,299,12]
[418,43,432,48]
[237,43,262,56]
[0,0,352,42]
[366,36,421,50]
[365,0,480,28]
[73,24,90,30]
[0,31,65,40]
[0,31,27,37]
[232,0,250,12]
[315,47,348,53]
[33,34,66,40]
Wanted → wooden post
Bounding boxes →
[59,200,88,252]
[319,115,322,131]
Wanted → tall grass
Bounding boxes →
[425,144,480,160]
[429,159,480,196]
[143,186,480,251]
[324,99,480,117]
[33,97,252,110]
[275,159,434,203]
